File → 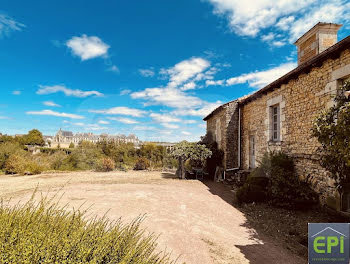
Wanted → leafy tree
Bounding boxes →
[312,81,350,189]
[171,141,212,179]
[200,131,224,180]
[69,142,75,148]
[23,129,45,146]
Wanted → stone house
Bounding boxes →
[204,23,350,211]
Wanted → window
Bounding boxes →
[271,105,280,141]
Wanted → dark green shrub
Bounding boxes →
[134,157,150,170]
[0,196,175,264]
[95,157,116,172]
[237,152,318,209]
[201,132,224,180]
[236,167,268,203]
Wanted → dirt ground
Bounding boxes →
[0,170,304,264]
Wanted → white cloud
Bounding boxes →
[150,113,181,123]
[226,62,297,88]
[131,87,203,109]
[173,101,222,117]
[198,123,207,129]
[180,81,196,91]
[37,85,103,97]
[90,106,146,117]
[0,14,25,37]
[289,2,349,41]
[26,110,84,119]
[206,0,350,44]
[139,69,155,77]
[181,131,191,135]
[162,57,210,88]
[98,120,110,124]
[43,101,61,107]
[68,121,108,131]
[0,116,9,120]
[206,0,314,36]
[183,120,197,124]
[131,57,222,119]
[66,35,110,60]
[276,16,295,31]
[120,89,131,95]
[161,123,179,129]
[12,91,21,95]
[206,79,224,86]
[133,126,157,131]
[107,65,120,73]
[108,117,139,124]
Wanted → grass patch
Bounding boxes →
[0,194,176,263]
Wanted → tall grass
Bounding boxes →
[0,195,176,263]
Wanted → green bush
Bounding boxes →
[4,154,44,175]
[0,197,175,264]
[237,152,318,209]
[236,168,268,203]
[95,157,116,172]
[134,157,150,170]
[0,142,26,170]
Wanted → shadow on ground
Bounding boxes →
[201,179,305,264]
[161,172,178,179]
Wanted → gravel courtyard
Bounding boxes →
[0,171,303,264]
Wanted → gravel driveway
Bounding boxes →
[0,171,304,264]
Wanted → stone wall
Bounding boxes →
[241,48,350,202]
[206,101,239,170]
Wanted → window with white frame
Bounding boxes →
[271,105,280,141]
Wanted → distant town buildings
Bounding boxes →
[48,129,142,148]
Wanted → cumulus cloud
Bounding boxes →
[66,35,110,60]
[37,85,103,97]
[26,110,84,119]
[107,117,139,124]
[89,106,146,117]
[161,57,210,88]
[150,113,181,123]
[0,14,25,37]
[226,62,297,88]
[181,131,191,135]
[43,101,61,107]
[206,0,350,44]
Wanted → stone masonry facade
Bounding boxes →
[204,23,350,209]
[241,48,350,203]
[205,100,240,170]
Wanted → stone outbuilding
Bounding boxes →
[204,22,350,211]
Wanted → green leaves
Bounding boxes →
[171,141,212,162]
[0,196,176,264]
[312,81,350,188]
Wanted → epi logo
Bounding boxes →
[309,223,349,264]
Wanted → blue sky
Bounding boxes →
[1,0,350,142]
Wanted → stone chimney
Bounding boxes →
[294,22,342,65]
